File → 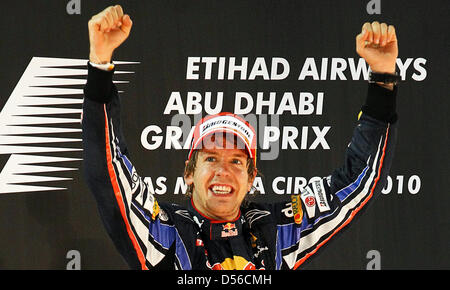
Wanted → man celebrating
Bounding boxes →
[83,5,398,270]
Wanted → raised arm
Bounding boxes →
[82,6,176,270]
[280,22,399,269]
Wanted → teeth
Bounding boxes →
[211,185,232,194]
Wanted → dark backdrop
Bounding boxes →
[0,0,448,269]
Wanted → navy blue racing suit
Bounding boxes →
[82,62,397,270]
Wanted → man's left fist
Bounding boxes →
[356,21,398,74]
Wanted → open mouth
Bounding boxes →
[209,184,234,195]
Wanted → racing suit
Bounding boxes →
[82,62,397,270]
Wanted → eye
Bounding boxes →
[231,159,243,165]
[205,156,216,162]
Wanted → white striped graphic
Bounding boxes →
[108,118,151,259]
[0,57,137,194]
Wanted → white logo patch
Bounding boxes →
[300,187,317,218]
[312,179,330,212]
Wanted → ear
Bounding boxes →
[184,160,194,185]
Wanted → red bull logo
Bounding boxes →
[208,256,264,270]
[221,222,238,237]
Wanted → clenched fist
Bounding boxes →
[356,21,398,74]
[88,5,133,64]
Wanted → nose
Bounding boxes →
[214,160,231,177]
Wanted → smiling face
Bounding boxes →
[184,133,256,221]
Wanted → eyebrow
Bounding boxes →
[200,149,248,158]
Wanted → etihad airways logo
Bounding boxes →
[0,57,136,194]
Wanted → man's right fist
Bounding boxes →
[88,5,133,64]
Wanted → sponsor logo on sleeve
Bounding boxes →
[290,195,303,224]
[151,200,160,220]
[300,187,316,219]
[312,179,330,212]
